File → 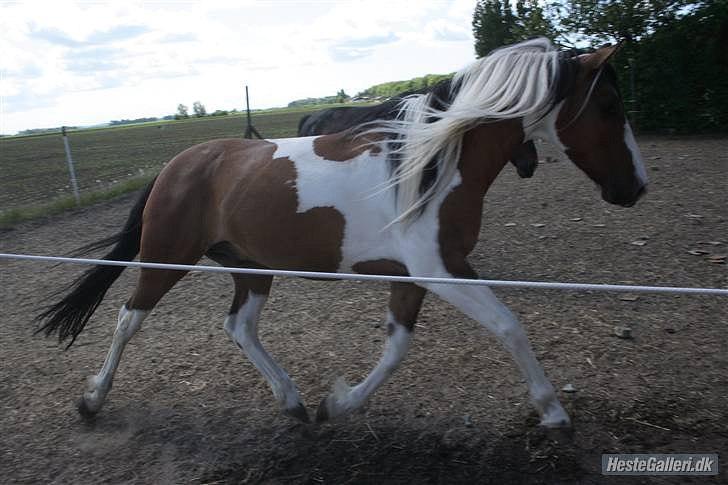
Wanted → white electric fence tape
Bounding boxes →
[1,253,727,296]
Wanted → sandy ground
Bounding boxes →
[1,136,726,484]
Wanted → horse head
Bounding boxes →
[554,44,648,207]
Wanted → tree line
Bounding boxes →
[356,74,453,98]
[472,0,728,133]
[285,74,456,108]
[174,101,234,119]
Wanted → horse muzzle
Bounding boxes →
[602,184,647,207]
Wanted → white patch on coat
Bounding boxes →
[624,122,648,185]
[272,136,462,273]
[271,134,568,426]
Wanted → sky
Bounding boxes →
[0,0,478,135]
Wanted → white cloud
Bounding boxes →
[0,0,478,134]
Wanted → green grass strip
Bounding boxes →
[0,175,155,228]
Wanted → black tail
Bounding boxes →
[36,178,157,348]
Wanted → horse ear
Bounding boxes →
[579,41,622,70]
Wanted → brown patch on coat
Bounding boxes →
[352,259,408,276]
[126,141,237,310]
[130,138,347,313]
[216,141,346,272]
[437,121,523,277]
[229,274,273,314]
[124,137,348,311]
[388,282,426,330]
[312,130,382,162]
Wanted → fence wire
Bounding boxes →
[2,253,726,296]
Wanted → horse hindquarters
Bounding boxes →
[79,170,213,416]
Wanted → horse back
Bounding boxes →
[143,136,390,273]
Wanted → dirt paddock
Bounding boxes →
[1,136,726,484]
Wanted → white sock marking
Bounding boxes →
[225,293,302,410]
[326,312,412,417]
[83,306,148,411]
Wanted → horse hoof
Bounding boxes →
[77,397,99,419]
[539,416,572,429]
[284,402,310,423]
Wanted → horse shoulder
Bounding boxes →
[435,183,484,277]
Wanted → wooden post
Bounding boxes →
[243,85,263,139]
[61,126,81,205]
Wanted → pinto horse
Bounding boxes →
[38,39,646,427]
[297,80,540,179]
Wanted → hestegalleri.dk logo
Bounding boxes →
[602,454,718,475]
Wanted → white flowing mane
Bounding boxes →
[373,38,562,226]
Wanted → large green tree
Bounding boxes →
[623,1,728,132]
[473,0,560,57]
[557,0,694,45]
[470,0,727,132]
[513,0,560,42]
[472,0,518,57]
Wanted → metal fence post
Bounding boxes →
[243,85,263,139]
[61,126,80,205]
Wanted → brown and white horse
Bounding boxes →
[38,39,647,427]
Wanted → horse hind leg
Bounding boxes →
[224,274,309,423]
[79,255,201,416]
[78,305,149,417]
[316,282,426,422]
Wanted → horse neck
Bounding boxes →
[457,120,523,197]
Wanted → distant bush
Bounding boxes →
[109,117,159,126]
[287,95,341,108]
[18,126,78,136]
[356,73,453,98]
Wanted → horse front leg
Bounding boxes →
[225,275,309,423]
[420,265,570,428]
[316,282,426,422]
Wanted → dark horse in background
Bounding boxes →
[297,79,540,179]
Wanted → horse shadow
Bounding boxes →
[75,401,591,484]
[73,387,725,484]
